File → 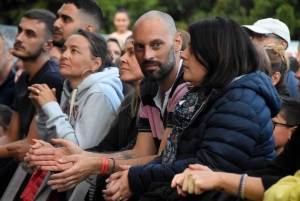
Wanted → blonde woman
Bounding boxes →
[265,43,290,96]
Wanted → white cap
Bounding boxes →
[243,18,290,47]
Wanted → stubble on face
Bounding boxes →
[141,45,176,81]
[13,42,44,62]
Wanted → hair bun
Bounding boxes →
[265,43,286,61]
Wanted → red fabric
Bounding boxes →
[20,170,47,201]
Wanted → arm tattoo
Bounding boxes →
[118,152,136,159]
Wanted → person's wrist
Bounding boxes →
[81,150,89,156]
[76,148,84,155]
[91,157,102,175]
[215,172,225,190]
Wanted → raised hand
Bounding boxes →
[28,84,57,108]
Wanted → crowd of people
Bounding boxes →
[0,0,300,200]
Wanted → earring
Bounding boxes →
[81,69,94,78]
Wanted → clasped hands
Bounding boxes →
[103,165,133,201]
[24,138,93,192]
[171,164,221,196]
[28,84,57,108]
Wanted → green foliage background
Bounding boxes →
[0,0,299,39]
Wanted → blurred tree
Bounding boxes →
[0,0,299,39]
[249,0,300,39]
[96,0,163,34]
[0,0,61,25]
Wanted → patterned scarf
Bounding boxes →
[162,87,206,164]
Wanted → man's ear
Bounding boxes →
[85,24,96,33]
[174,32,183,52]
[44,40,53,51]
[271,72,281,86]
[288,126,297,139]
[92,57,102,71]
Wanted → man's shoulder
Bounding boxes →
[33,60,63,83]
[41,59,60,74]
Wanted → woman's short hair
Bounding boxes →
[75,29,113,71]
[188,16,262,93]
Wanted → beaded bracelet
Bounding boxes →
[238,173,247,198]
[100,158,109,174]
[241,174,248,198]
[110,158,115,174]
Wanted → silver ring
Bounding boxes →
[36,89,40,93]
[118,197,122,201]
[69,181,72,186]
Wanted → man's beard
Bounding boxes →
[53,39,64,48]
[13,44,44,62]
[141,45,176,82]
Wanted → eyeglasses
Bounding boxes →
[272,121,295,130]
[250,32,283,41]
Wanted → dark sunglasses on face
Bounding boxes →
[272,121,295,130]
[249,32,282,41]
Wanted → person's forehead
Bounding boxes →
[108,41,121,50]
[124,40,134,49]
[57,3,80,17]
[65,34,89,47]
[19,18,46,34]
[133,19,170,43]
[115,12,129,19]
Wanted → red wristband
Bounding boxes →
[100,158,109,174]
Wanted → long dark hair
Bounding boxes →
[189,16,262,93]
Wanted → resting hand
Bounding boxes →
[172,164,221,196]
[28,138,83,171]
[7,140,32,162]
[24,139,54,171]
[103,165,133,201]
[47,154,97,192]
[28,84,57,108]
